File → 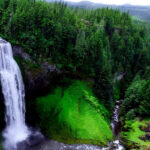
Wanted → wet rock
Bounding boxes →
[29,140,103,150]
[12,46,62,99]
[12,46,31,61]
[24,62,61,99]
[17,130,45,150]
[42,62,61,74]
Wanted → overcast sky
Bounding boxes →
[66,0,150,6]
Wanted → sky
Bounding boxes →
[66,0,150,6]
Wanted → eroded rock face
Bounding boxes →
[24,62,61,99]
[12,46,31,61]
[12,46,62,99]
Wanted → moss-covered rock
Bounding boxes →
[120,118,150,149]
[36,80,113,146]
[12,46,62,100]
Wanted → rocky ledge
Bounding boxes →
[12,46,62,99]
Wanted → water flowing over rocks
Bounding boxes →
[110,100,124,150]
[29,140,103,150]
[0,38,30,150]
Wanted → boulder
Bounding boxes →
[12,46,31,61]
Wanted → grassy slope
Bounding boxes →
[121,118,150,149]
[36,80,113,146]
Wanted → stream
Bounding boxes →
[109,100,124,150]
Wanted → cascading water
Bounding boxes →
[109,100,124,150]
[0,38,29,150]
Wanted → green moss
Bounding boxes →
[36,80,113,146]
[121,118,150,149]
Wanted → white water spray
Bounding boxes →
[0,38,29,150]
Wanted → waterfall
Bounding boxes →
[0,38,29,150]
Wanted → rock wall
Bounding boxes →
[12,46,62,99]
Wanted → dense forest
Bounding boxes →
[0,0,150,149]
[67,1,150,22]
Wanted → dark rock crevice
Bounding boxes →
[12,46,62,99]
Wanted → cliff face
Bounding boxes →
[12,46,62,99]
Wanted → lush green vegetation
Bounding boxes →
[0,0,149,112]
[121,67,150,120]
[36,80,113,145]
[1,0,150,148]
[121,119,150,149]
[120,68,150,148]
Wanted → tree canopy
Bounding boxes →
[0,0,150,111]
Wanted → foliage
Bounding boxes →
[120,67,150,148]
[120,119,150,149]
[121,71,150,120]
[1,0,150,147]
[0,0,150,110]
[36,81,113,146]
[113,81,121,101]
